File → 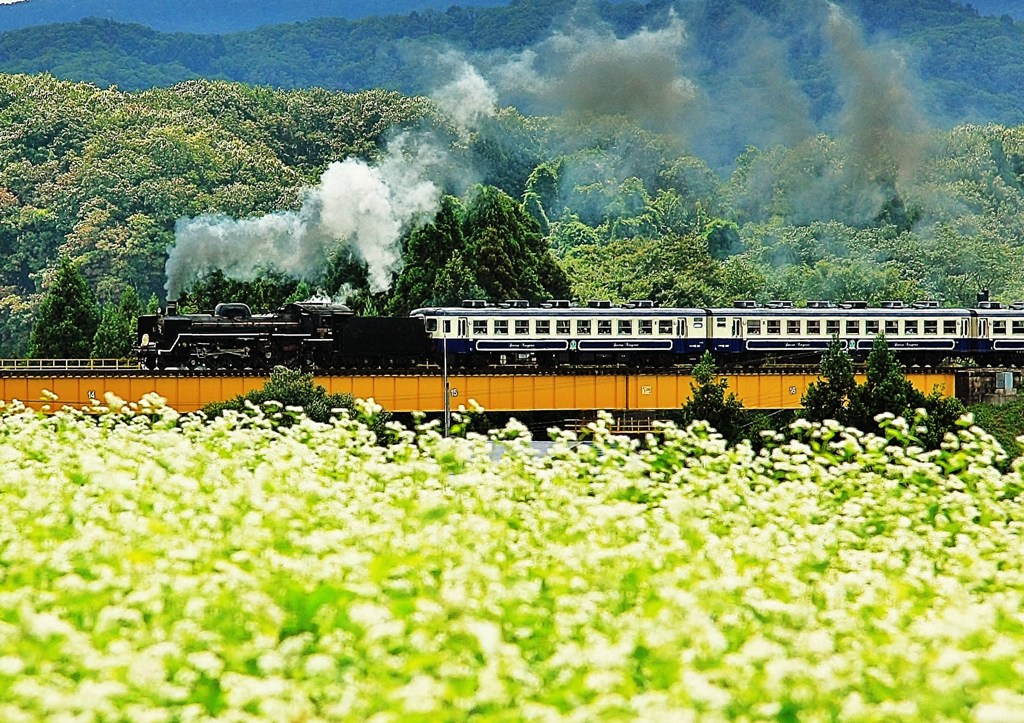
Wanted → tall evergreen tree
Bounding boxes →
[847,334,927,433]
[432,250,485,306]
[801,336,857,424]
[386,195,466,315]
[91,304,130,359]
[462,185,570,302]
[679,351,747,442]
[29,257,100,358]
[91,286,141,358]
[117,285,142,323]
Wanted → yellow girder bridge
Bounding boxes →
[0,366,958,414]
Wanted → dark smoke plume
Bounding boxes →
[823,1,929,187]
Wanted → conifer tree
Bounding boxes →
[679,351,747,442]
[92,287,142,359]
[91,304,130,359]
[847,334,927,432]
[29,257,100,359]
[801,336,857,424]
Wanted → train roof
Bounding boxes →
[410,304,981,317]
[410,303,705,316]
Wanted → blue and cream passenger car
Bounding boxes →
[411,300,708,366]
[972,300,1024,363]
[411,296,1024,367]
[708,301,974,364]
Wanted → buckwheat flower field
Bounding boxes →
[2,395,1024,721]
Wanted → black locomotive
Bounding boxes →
[135,300,430,370]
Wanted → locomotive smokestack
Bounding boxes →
[166,300,178,316]
[977,289,990,304]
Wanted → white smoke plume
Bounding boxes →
[431,51,498,133]
[164,133,444,300]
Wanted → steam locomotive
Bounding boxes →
[135,294,1024,371]
[134,300,429,370]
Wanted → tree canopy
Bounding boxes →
[29,256,100,358]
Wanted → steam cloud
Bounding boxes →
[431,51,498,133]
[164,134,444,300]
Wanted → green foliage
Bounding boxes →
[677,351,748,443]
[90,305,130,359]
[389,185,569,312]
[29,256,100,358]
[969,398,1024,459]
[201,366,391,437]
[182,270,299,314]
[802,337,857,423]
[92,286,141,359]
[803,334,966,448]
[847,335,930,433]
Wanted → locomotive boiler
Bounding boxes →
[135,300,430,370]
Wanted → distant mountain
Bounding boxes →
[963,1,1024,19]
[0,0,1022,142]
[0,0,513,34]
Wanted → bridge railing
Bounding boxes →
[0,358,142,371]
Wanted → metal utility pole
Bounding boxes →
[443,329,451,436]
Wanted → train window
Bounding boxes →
[515,320,529,335]
[658,320,673,335]
[443,320,452,334]
[494,320,508,335]
[924,320,938,335]
[807,320,821,335]
[556,320,571,335]
[845,320,860,334]
[536,319,550,334]
[787,320,801,334]
[472,320,487,335]
[639,319,653,335]
[425,318,438,332]
[885,320,898,335]
[767,320,781,335]
[618,320,633,335]
[716,317,727,328]
[993,320,1007,334]
[577,320,591,335]
[866,320,880,334]
[746,319,761,335]
[826,320,840,335]
[1013,320,1024,335]
[904,320,918,335]
[943,320,957,334]
[598,320,612,335]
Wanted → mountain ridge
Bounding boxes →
[0,0,514,34]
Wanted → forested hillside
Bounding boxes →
[4,64,1024,357]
